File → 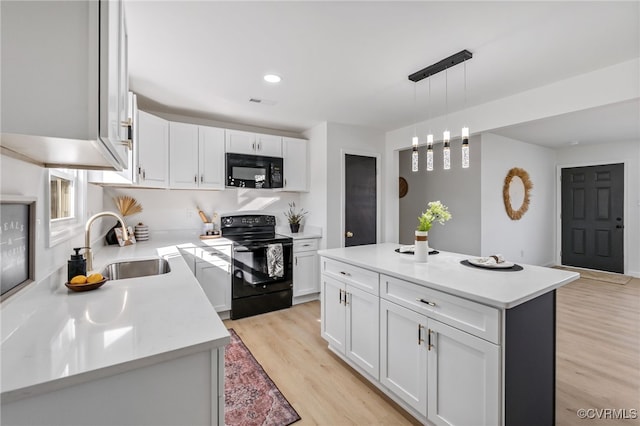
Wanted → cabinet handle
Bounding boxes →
[252,142,256,151]
[416,298,436,307]
[194,175,198,183]
[295,256,298,266]
[200,175,204,183]
[118,139,132,150]
[143,169,146,180]
[302,244,311,247]
[339,289,343,304]
[427,328,434,351]
[339,271,351,277]
[257,141,262,151]
[418,324,424,345]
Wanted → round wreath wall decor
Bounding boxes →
[503,167,533,220]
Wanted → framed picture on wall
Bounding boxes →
[1,195,36,302]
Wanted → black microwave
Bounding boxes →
[226,153,284,189]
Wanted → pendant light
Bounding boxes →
[426,77,434,171]
[443,67,451,170]
[407,50,473,171]
[461,59,470,168]
[411,83,419,172]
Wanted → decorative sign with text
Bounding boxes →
[1,199,35,299]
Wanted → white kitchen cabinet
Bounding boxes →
[198,126,226,189]
[169,122,199,188]
[321,262,379,380]
[194,246,232,312]
[427,319,500,426]
[169,123,225,190]
[282,137,309,191]
[293,239,319,298]
[1,0,130,170]
[137,111,169,188]
[225,130,282,157]
[380,299,427,417]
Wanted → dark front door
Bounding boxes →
[561,163,624,273]
[345,154,377,247]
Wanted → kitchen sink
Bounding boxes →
[101,258,171,280]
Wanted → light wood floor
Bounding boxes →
[556,276,640,425]
[224,276,640,425]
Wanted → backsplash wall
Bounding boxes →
[100,186,304,233]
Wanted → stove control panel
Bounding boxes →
[221,215,276,228]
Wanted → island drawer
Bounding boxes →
[321,257,379,295]
[380,274,500,344]
[293,239,319,252]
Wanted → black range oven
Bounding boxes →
[221,214,293,320]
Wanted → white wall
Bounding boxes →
[101,187,301,234]
[0,155,104,294]
[325,122,385,249]
[398,135,482,255]
[480,133,556,266]
[301,122,328,248]
[555,140,640,276]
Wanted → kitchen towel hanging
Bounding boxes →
[267,243,284,278]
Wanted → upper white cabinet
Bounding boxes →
[169,122,225,190]
[282,137,309,192]
[225,130,282,157]
[137,111,169,188]
[1,0,130,170]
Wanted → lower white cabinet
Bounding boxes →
[293,238,319,298]
[380,299,427,417]
[194,246,232,312]
[427,318,500,426]
[321,274,379,380]
[180,245,232,313]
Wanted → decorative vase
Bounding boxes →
[105,221,123,245]
[289,223,300,233]
[414,230,429,262]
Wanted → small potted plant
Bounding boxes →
[415,201,451,262]
[284,202,308,233]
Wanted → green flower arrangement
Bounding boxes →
[284,202,308,225]
[417,201,452,232]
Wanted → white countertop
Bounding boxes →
[318,243,579,309]
[1,232,232,403]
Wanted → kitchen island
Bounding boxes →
[318,243,579,426]
[1,233,231,426]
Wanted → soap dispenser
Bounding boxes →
[67,247,87,281]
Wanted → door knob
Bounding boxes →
[345,231,354,238]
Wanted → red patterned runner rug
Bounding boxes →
[225,329,301,426]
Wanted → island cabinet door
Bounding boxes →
[321,275,346,352]
[427,319,500,426]
[380,299,428,417]
[345,284,379,380]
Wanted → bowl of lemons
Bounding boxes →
[65,273,108,292]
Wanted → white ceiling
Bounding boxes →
[124,1,640,146]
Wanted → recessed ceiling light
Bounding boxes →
[263,74,282,83]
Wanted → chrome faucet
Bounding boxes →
[85,211,129,272]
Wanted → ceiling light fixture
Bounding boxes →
[426,77,434,171]
[407,50,473,171]
[263,74,281,83]
[412,82,419,172]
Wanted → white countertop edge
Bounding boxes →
[318,245,580,310]
[1,335,229,404]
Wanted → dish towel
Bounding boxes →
[267,243,284,278]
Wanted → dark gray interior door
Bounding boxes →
[561,163,624,273]
[345,154,377,247]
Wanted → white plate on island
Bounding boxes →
[468,257,515,269]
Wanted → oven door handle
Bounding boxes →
[233,243,293,252]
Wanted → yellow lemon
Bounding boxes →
[87,273,104,283]
[70,275,87,284]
